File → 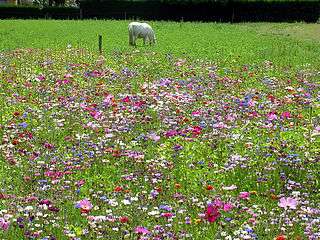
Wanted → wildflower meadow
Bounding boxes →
[0,20,319,240]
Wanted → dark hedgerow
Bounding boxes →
[0,0,319,22]
[0,5,80,19]
[79,0,320,22]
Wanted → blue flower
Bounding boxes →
[19,122,28,128]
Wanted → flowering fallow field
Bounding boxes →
[0,21,320,240]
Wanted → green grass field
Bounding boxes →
[0,20,319,67]
[0,20,319,239]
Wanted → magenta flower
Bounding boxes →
[223,202,234,212]
[205,204,220,223]
[239,192,250,200]
[75,199,93,213]
[192,110,201,117]
[135,226,150,234]
[165,129,178,137]
[36,74,45,81]
[90,111,102,120]
[281,111,291,119]
[267,112,277,121]
[0,218,10,231]
[278,197,298,210]
[122,96,131,103]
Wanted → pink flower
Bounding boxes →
[75,199,93,213]
[278,197,298,210]
[239,192,250,200]
[36,74,45,81]
[148,133,160,142]
[205,204,220,223]
[223,202,234,212]
[103,95,114,106]
[281,111,291,119]
[192,111,201,117]
[213,198,224,208]
[267,112,277,121]
[248,99,255,107]
[64,73,73,79]
[135,226,150,234]
[212,122,228,129]
[122,96,131,103]
[90,111,102,120]
[0,218,10,231]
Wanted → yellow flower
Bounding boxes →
[195,218,201,224]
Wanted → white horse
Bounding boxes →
[128,22,156,46]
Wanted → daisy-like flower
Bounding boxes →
[222,185,237,191]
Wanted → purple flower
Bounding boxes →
[19,122,28,128]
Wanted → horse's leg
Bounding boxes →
[133,36,136,47]
[129,33,133,46]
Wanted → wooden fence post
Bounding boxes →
[80,8,83,20]
[98,35,102,55]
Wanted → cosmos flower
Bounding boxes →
[148,133,160,142]
[281,111,291,119]
[205,204,220,223]
[278,197,298,210]
[223,203,234,212]
[0,218,10,231]
[267,112,277,121]
[75,199,93,213]
[135,226,150,234]
[239,192,250,200]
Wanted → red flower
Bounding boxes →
[12,139,19,145]
[192,126,202,135]
[119,216,129,223]
[206,185,214,190]
[275,235,286,240]
[114,186,123,192]
[13,111,20,117]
